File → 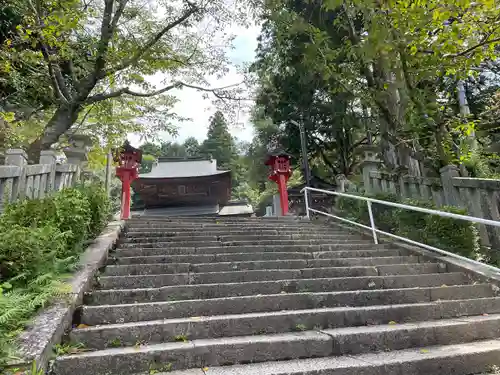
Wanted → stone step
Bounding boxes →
[70,311,500,352]
[125,224,332,232]
[114,243,395,257]
[97,263,446,289]
[88,273,469,305]
[111,249,406,265]
[54,316,500,375]
[126,220,324,227]
[117,238,375,249]
[81,285,495,325]
[103,256,424,276]
[124,229,348,237]
[157,339,500,375]
[121,234,362,244]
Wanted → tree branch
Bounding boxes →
[29,0,72,103]
[110,0,129,31]
[85,80,246,105]
[447,36,500,58]
[85,83,182,104]
[101,2,199,78]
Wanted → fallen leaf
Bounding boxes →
[441,284,448,287]
[280,291,287,294]
[77,324,89,329]
[420,349,430,354]
[203,367,209,372]
[388,321,397,325]
[190,316,202,321]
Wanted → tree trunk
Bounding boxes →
[27,104,81,162]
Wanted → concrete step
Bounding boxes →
[97,263,446,289]
[103,256,424,276]
[81,285,496,325]
[54,317,500,375]
[70,311,500,352]
[148,339,500,375]
[124,229,348,237]
[87,273,469,305]
[110,249,406,265]
[117,238,375,249]
[125,221,326,229]
[114,243,395,257]
[121,234,362,244]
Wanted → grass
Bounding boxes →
[293,324,307,332]
[173,335,188,343]
[53,342,87,356]
[107,338,122,348]
[149,362,173,374]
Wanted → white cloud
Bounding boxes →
[129,23,260,147]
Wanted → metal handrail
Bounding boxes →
[301,186,500,274]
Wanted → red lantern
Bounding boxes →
[265,151,292,216]
[114,141,142,220]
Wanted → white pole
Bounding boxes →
[304,188,310,219]
[367,201,378,244]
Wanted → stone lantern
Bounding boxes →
[114,141,142,220]
[265,150,292,216]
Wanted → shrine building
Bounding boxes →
[132,157,232,213]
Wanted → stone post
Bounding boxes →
[439,165,461,206]
[335,174,346,193]
[272,194,282,217]
[5,148,28,166]
[359,145,379,194]
[5,149,28,201]
[40,150,57,195]
[64,134,92,184]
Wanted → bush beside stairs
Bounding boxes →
[51,217,500,375]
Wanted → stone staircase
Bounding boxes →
[51,217,500,375]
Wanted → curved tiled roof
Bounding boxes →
[139,158,230,179]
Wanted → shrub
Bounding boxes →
[0,225,67,286]
[50,189,91,254]
[77,184,111,238]
[396,198,435,242]
[424,206,479,259]
[337,192,398,232]
[336,193,480,261]
[0,184,110,368]
[0,198,53,227]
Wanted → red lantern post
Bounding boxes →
[114,141,142,220]
[265,151,292,216]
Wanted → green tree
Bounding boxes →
[183,136,201,157]
[0,0,250,160]
[201,111,236,168]
[256,0,500,174]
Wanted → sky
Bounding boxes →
[129,22,261,147]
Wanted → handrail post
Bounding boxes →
[304,188,310,219]
[367,201,378,244]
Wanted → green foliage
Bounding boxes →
[50,189,91,253]
[0,225,67,283]
[337,192,399,232]
[0,184,110,369]
[77,184,111,238]
[201,111,236,168]
[424,206,480,259]
[337,194,480,260]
